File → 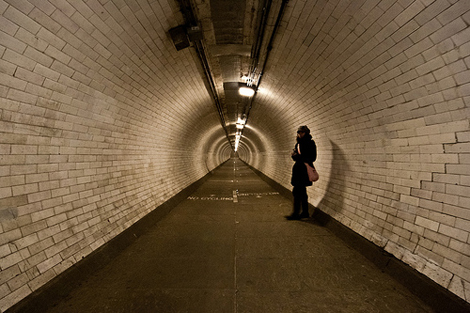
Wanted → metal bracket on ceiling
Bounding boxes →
[168,25,203,51]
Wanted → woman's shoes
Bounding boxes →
[285,214,301,220]
[285,213,310,220]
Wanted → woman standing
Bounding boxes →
[286,125,317,220]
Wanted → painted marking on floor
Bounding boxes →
[186,192,279,201]
[187,196,233,201]
[233,190,238,203]
[238,192,279,197]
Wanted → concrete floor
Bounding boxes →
[28,159,434,312]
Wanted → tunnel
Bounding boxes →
[0,0,470,311]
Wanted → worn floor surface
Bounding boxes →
[38,159,433,313]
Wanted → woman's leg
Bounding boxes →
[300,186,309,217]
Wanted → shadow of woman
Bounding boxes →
[311,140,350,227]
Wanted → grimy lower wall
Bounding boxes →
[0,1,229,311]
[244,0,470,304]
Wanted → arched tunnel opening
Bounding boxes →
[0,0,470,311]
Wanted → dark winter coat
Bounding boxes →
[291,134,317,186]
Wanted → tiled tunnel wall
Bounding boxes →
[0,0,231,310]
[240,0,470,304]
[0,0,469,310]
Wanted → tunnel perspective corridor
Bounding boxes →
[6,159,440,313]
[0,0,470,311]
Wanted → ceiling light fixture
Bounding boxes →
[239,86,255,97]
[234,131,242,152]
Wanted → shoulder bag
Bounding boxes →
[298,144,319,182]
